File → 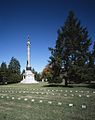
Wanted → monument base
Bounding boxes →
[21,70,38,84]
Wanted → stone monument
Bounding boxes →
[21,36,38,83]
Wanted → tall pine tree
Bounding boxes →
[8,57,21,83]
[8,57,21,74]
[0,62,7,84]
[49,11,91,86]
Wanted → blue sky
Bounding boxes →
[0,0,95,72]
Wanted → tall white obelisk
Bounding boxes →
[21,36,38,84]
[26,37,31,70]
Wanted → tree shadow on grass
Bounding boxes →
[86,83,95,89]
[42,83,95,89]
[75,83,95,89]
[43,84,73,88]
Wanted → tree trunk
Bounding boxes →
[65,78,68,87]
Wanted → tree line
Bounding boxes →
[0,57,22,84]
[0,56,41,85]
[42,11,95,86]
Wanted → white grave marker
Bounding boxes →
[18,98,21,100]
[64,94,67,97]
[48,101,52,104]
[1,96,4,98]
[7,96,9,99]
[24,98,28,101]
[69,104,73,107]
[79,95,82,97]
[39,100,43,103]
[31,99,35,102]
[71,94,74,97]
[82,105,86,109]
[12,97,15,100]
[86,95,90,98]
[58,102,62,105]
[65,90,67,92]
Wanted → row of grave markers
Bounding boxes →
[0,90,93,98]
[0,95,87,109]
[0,88,95,93]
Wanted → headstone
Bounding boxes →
[18,98,21,100]
[12,97,15,100]
[82,105,86,109]
[86,95,90,97]
[7,96,9,99]
[69,104,73,107]
[1,96,4,98]
[24,98,28,101]
[48,101,52,104]
[71,94,74,97]
[58,102,62,105]
[79,95,82,97]
[31,99,35,102]
[39,100,43,103]
[64,94,67,97]
[65,90,67,92]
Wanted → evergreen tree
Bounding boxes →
[0,62,7,84]
[62,11,91,84]
[1,62,7,71]
[8,57,21,74]
[8,57,21,83]
[48,11,91,86]
[92,42,95,64]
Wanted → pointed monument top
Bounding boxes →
[28,35,30,40]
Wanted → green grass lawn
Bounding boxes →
[0,83,95,120]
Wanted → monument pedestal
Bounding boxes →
[21,70,38,84]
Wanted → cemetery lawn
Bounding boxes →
[0,83,95,120]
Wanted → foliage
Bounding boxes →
[8,57,21,74]
[7,72,22,83]
[32,68,41,81]
[35,72,41,81]
[48,11,94,86]
[0,62,8,84]
[0,57,22,84]
[42,64,53,82]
